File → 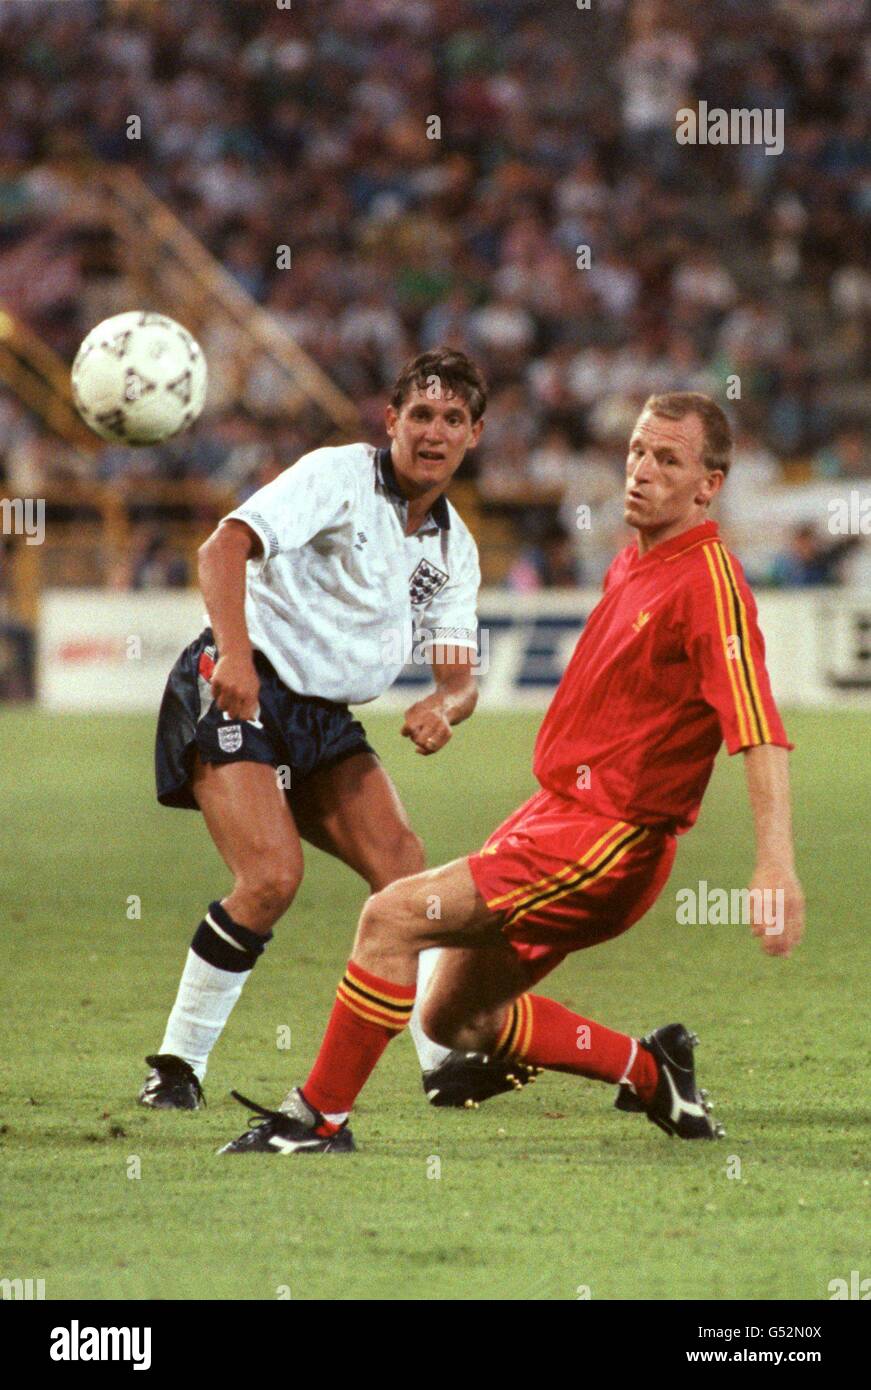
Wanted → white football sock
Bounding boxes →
[408,947,453,1072]
[159,948,251,1081]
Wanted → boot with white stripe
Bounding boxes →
[217,1087,356,1154]
[615,1024,724,1139]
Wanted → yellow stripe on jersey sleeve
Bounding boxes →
[716,545,772,743]
[711,544,762,743]
[701,544,751,747]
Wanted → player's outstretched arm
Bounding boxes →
[401,647,478,756]
[743,743,805,957]
[198,519,262,721]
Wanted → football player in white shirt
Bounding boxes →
[141,349,536,1111]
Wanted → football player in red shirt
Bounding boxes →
[220,392,805,1154]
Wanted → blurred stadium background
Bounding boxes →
[0,0,868,707]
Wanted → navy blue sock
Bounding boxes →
[191,901,272,973]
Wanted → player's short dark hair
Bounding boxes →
[390,348,488,423]
[642,392,733,478]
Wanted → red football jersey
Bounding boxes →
[533,520,791,832]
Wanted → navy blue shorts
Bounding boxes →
[155,628,375,810]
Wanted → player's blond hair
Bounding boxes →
[643,392,732,479]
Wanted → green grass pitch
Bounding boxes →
[1,707,868,1301]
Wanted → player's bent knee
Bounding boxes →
[356,887,395,944]
[236,867,300,924]
[356,879,421,947]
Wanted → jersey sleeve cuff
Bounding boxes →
[726,734,795,755]
[223,508,279,569]
[418,626,478,651]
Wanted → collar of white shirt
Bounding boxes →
[375,446,451,533]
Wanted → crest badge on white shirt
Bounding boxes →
[409,558,449,606]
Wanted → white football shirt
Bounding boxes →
[223,443,480,704]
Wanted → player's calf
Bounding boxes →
[420,996,502,1054]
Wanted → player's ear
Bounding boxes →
[467,417,484,448]
[385,404,398,437]
[696,468,724,506]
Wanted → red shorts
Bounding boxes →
[467,788,676,970]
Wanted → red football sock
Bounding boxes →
[494,993,658,1103]
[302,961,415,1120]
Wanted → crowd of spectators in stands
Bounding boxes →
[0,0,867,588]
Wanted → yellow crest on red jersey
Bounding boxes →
[632,609,652,633]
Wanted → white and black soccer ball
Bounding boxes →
[71,311,208,445]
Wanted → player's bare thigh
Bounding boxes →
[291,751,425,889]
[190,755,304,934]
[355,857,554,1048]
[353,856,506,980]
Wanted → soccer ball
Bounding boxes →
[71,311,208,445]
